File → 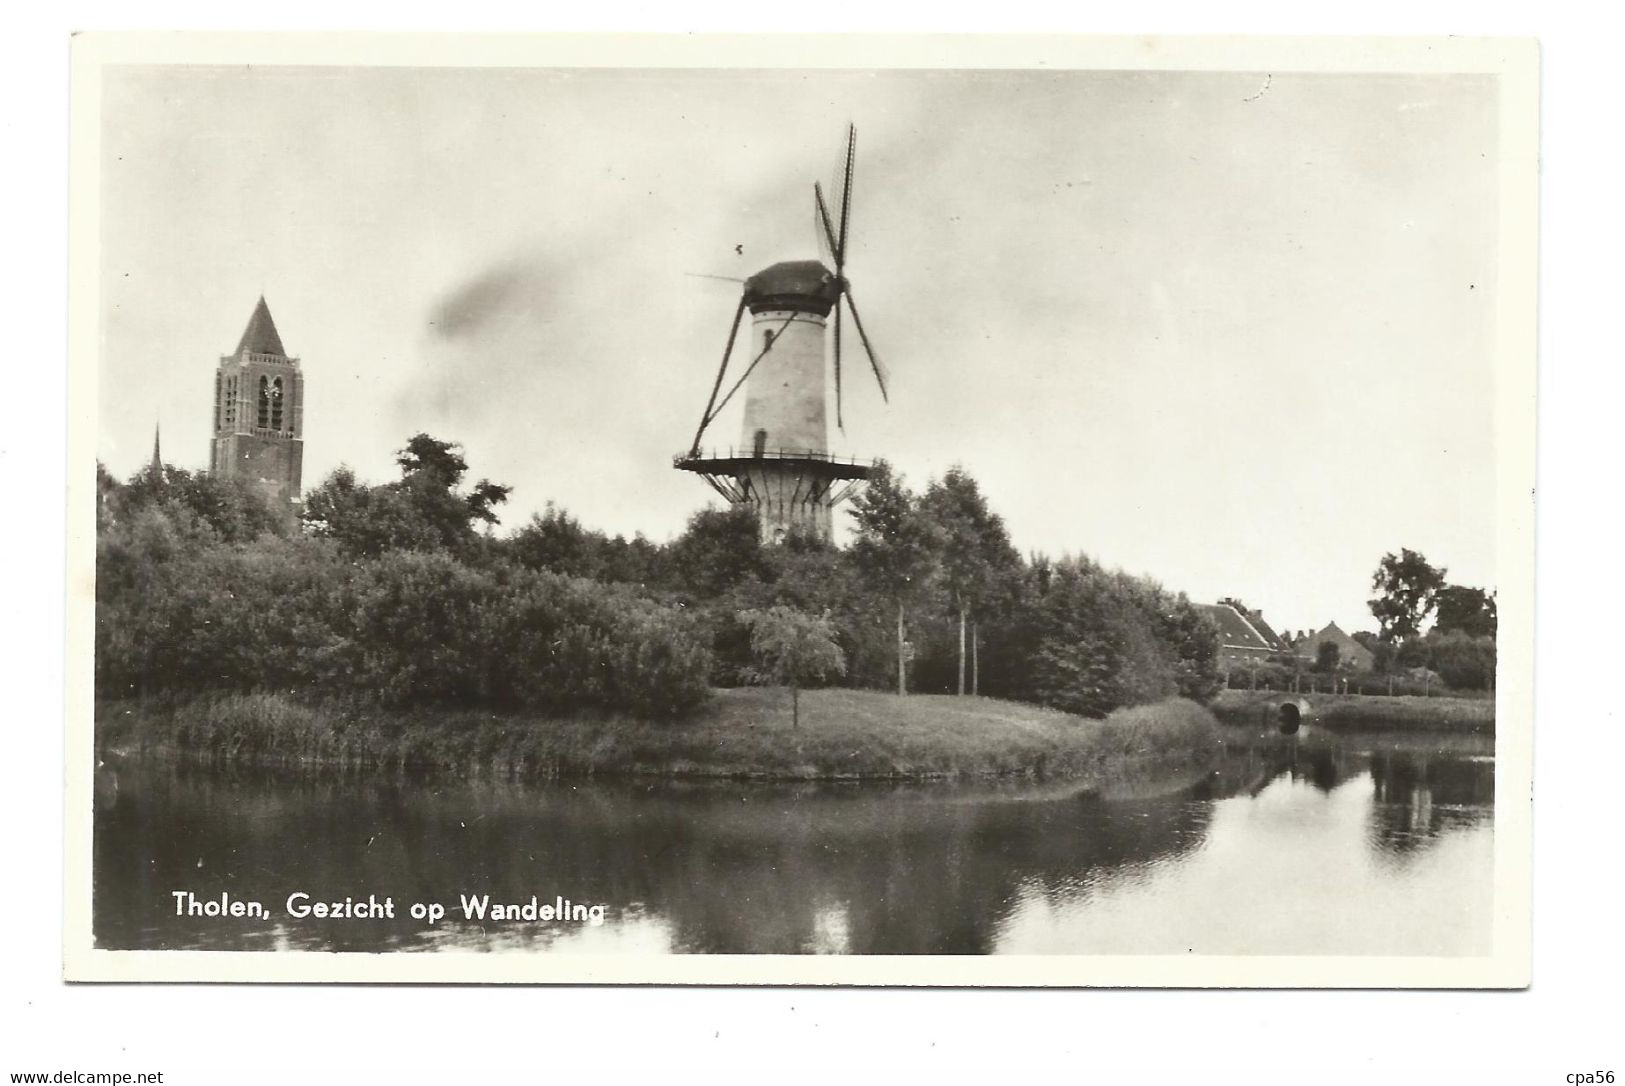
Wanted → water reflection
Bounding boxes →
[94,727,1493,956]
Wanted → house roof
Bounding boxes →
[1246,611,1288,650]
[1195,602,1283,653]
[235,296,287,357]
[1292,621,1376,662]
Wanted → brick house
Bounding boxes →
[1194,599,1293,672]
[1290,621,1376,671]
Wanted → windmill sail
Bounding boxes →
[675,124,890,545]
[813,124,885,429]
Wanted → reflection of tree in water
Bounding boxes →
[741,786,1217,955]
[1202,734,1365,799]
[1366,750,1494,859]
[94,735,1495,954]
[94,762,448,952]
[95,762,1214,954]
[1202,730,1494,866]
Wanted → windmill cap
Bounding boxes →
[743,260,841,315]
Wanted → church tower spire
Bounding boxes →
[209,296,305,527]
[150,421,163,479]
[236,295,287,357]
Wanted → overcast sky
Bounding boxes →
[99,65,1499,634]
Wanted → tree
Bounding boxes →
[595,533,667,588]
[666,505,767,600]
[394,433,512,537]
[302,466,440,556]
[727,534,894,693]
[1425,628,1496,690]
[1027,558,1179,717]
[920,466,1022,696]
[301,434,510,557]
[96,462,120,534]
[169,469,291,542]
[737,606,846,727]
[394,433,469,488]
[510,503,601,579]
[1152,594,1223,703]
[98,460,288,543]
[1314,640,1341,674]
[1368,549,1447,642]
[848,462,942,696]
[509,508,668,587]
[1434,585,1497,639]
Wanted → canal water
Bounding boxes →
[93,726,1494,956]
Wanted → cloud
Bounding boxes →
[427,255,557,340]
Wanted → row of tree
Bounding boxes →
[1366,548,1497,690]
[96,522,712,719]
[1369,547,1497,642]
[1232,550,1497,693]
[97,434,1228,718]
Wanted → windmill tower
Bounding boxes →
[675,125,890,542]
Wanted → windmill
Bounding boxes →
[674,124,890,543]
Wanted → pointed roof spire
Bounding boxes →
[235,295,287,357]
[150,421,164,479]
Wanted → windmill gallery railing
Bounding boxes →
[673,446,875,510]
[673,446,875,477]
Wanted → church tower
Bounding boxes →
[209,297,304,524]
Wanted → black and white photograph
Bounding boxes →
[63,34,1536,986]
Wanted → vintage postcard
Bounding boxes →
[64,33,1537,985]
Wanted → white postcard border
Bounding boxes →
[63,31,1538,988]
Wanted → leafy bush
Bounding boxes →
[1025,558,1218,718]
[95,505,712,718]
[1223,661,1299,691]
[1423,629,1496,691]
[1221,663,1491,698]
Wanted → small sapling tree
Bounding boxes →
[738,606,846,728]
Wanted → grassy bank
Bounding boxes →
[96,688,1224,783]
[1210,689,1494,733]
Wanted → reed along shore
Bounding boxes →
[95,687,1225,784]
